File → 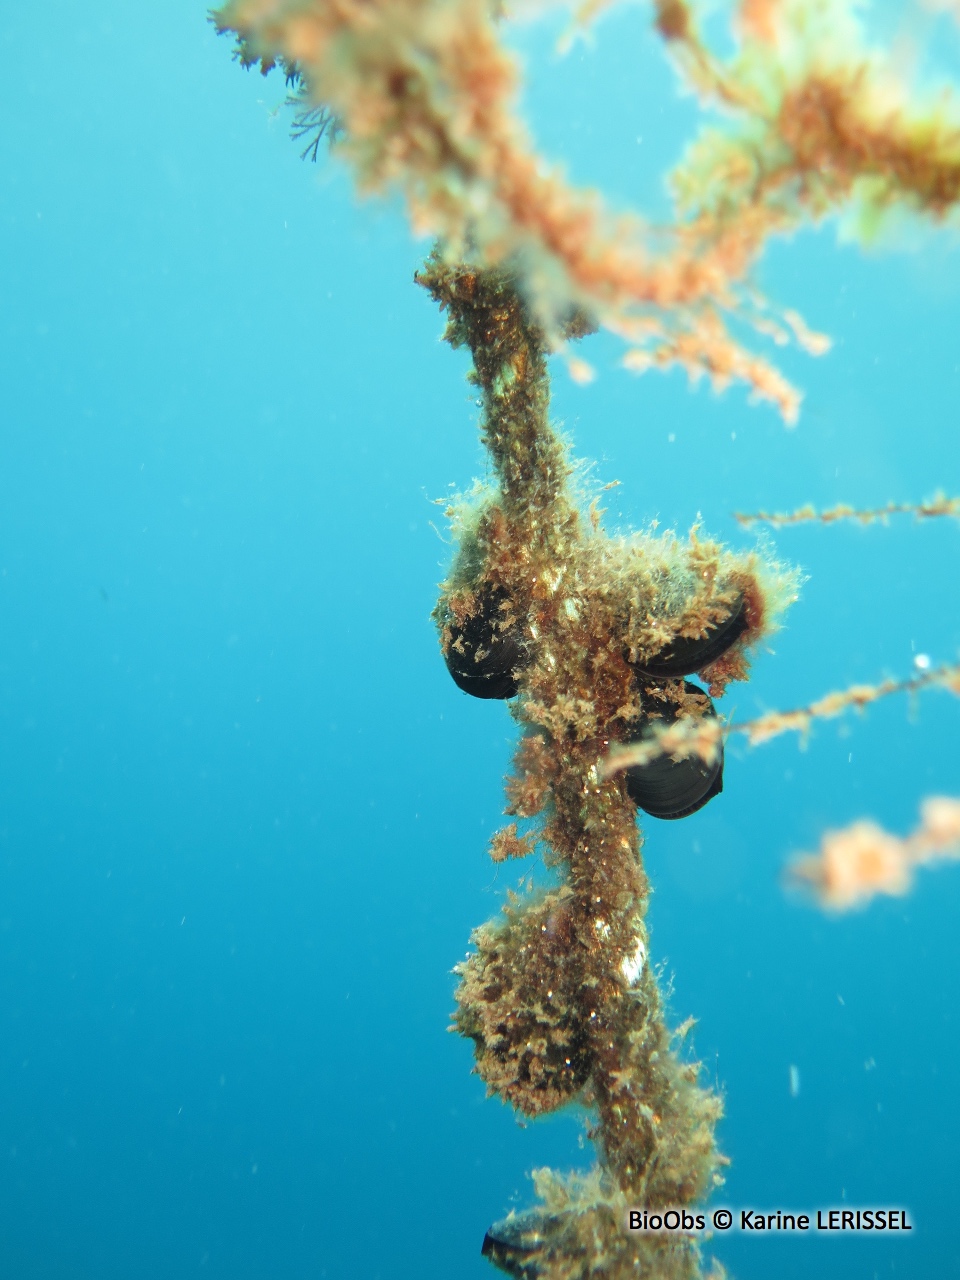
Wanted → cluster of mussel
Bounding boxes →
[440,584,747,821]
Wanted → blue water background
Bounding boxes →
[2,3,960,1277]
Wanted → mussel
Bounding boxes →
[632,594,748,679]
[481,1209,558,1279]
[623,681,723,820]
[442,586,526,699]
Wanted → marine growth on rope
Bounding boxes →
[420,256,798,1277]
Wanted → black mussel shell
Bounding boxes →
[481,1210,559,1279]
[443,587,525,699]
[633,594,748,679]
[624,681,723,820]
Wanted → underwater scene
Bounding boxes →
[3,0,960,1277]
